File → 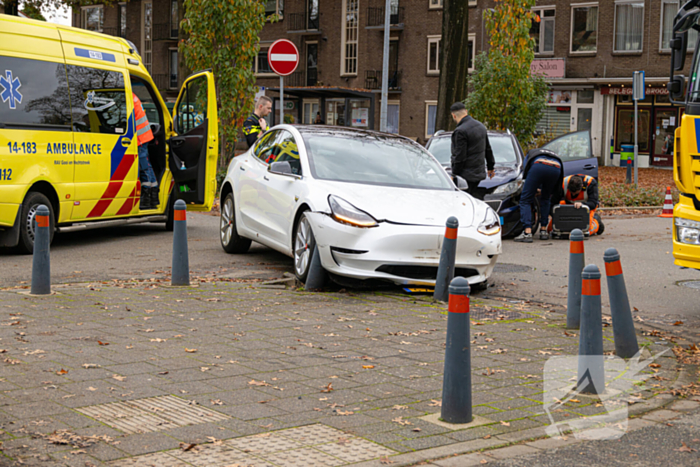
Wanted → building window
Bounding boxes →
[425,100,437,139]
[265,0,283,18]
[341,0,359,76]
[468,0,476,6]
[429,0,442,9]
[468,34,475,73]
[118,3,127,37]
[170,0,179,39]
[614,1,644,52]
[255,44,275,75]
[169,49,178,89]
[661,1,697,51]
[571,4,598,53]
[81,5,103,32]
[387,101,400,134]
[142,1,152,74]
[427,35,440,74]
[530,7,555,54]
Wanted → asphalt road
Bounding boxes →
[0,212,698,332]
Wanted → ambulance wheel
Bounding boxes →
[594,213,604,235]
[220,193,251,254]
[18,192,55,255]
[164,191,175,232]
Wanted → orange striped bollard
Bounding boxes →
[567,229,585,329]
[31,205,51,295]
[577,264,604,395]
[434,217,459,302]
[441,277,472,423]
[171,199,190,286]
[604,248,639,358]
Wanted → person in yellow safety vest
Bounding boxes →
[134,94,158,210]
[243,96,272,149]
[553,174,604,235]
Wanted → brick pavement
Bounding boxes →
[0,279,682,466]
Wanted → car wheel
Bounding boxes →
[220,193,251,254]
[293,212,316,282]
[18,192,55,255]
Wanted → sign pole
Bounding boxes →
[280,76,284,125]
[379,0,390,132]
[632,71,644,188]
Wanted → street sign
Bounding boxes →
[267,39,299,76]
[633,71,645,101]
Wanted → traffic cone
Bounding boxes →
[658,186,673,218]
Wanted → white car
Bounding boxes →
[219,125,501,287]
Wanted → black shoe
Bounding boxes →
[140,187,154,210]
[150,187,160,207]
[539,231,549,240]
[514,231,533,243]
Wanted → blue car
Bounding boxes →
[425,130,598,237]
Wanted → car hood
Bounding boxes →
[478,165,520,189]
[314,181,478,227]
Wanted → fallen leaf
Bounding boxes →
[185,348,197,353]
[158,371,169,375]
[569,399,581,403]
[321,383,334,393]
[56,369,68,375]
[112,374,126,382]
[649,363,661,368]
[87,387,97,391]
[412,427,421,432]
[678,441,697,453]
[179,443,197,452]
[392,405,408,410]
[428,400,441,407]
[200,367,210,372]
[673,321,684,326]
[82,364,99,369]
[500,421,510,427]
[97,341,109,346]
[392,417,411,426]
[362,365,375,369]
[249,379,271,387]
[380,456,394,465]
[150,338,166,343]
[480,460,488,465]
[210,399,224,406]
[336,410,354,416]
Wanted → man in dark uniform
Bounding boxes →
[449,102,495,200]
[243,95,272,148]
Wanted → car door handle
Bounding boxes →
[170,139,185,147]
[584,165,595,169]
[239,166,245,171]
[263,176,270,181]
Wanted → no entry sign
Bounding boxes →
[267,39,300,76]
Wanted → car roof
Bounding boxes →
[431,130,512,138]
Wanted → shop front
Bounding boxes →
[603,86,679,167]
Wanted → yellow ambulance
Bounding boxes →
[0,14,218,253]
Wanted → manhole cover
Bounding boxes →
[493,263,532,274]
[677,280,700,289]
[108,424,395,467]
[77,395,230,434]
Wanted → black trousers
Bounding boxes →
[466,182,487,200]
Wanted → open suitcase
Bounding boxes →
[551,204,590,238]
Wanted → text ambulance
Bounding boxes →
[0,14,218,252]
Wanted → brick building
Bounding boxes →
[73,0,694,167]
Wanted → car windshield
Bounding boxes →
[428,135,519,166]
[302,133,454,190]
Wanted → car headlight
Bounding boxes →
[328,195,378,228]
[675,217,700,244]
[491,177,523,196]
[478,208,501,236]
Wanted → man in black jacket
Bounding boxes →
[243,96,272,149]
[450,102,495,200]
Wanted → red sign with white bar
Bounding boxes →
[267,39,300,76]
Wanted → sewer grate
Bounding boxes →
[493,263,532,274]
[76,395,230,434]
[108,424,395,466]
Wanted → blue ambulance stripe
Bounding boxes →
[110,112,135,178]
[695,118,700,155]
[74,48,116,63]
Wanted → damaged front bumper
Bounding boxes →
[305,212,501,286]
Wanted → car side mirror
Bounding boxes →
[269,161,294,176]
[668,75,686,101]
[671,32,688,71]
[454,175,469,191]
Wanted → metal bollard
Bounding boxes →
[566,229,585,329]
[31,205,51,295]
[304,245,325,290]
[441,276,472,424]
[171,199,190,286]
[577,264,604,395]
[434,216,459,302]
[604,248,639,359]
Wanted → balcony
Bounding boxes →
[286,11,320,34]
[365,6,404,30]
[364,70,401,91]
[153,23,178,41]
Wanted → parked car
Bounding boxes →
[425,130,598,236]
[219,125,502,288]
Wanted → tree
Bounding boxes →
[3,0,108,17]
[435,0,470,133]
[465,0,548,144]
[180,0,267,166]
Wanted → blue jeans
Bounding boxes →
[520,162,560,230]
[138,145,157,188]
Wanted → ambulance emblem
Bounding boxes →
[0,70,23,110]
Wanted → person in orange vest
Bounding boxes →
[554,174,604,235]
[134,94,158,210]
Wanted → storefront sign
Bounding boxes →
[601,87,669,95]
[351,108,368,127]
[530,59,566,79]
